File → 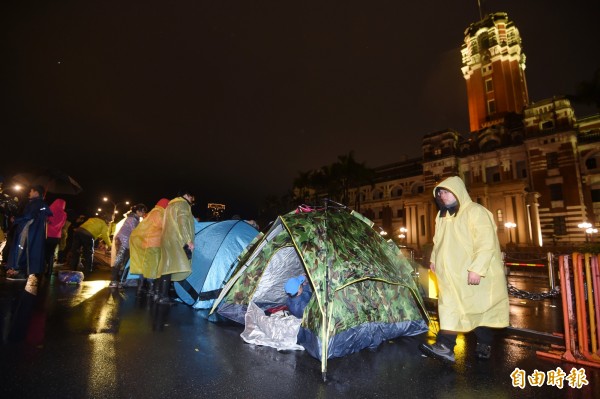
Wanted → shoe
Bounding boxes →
[156,296,177,306]
[419,342,456,363]
[476,343,491,359]
[25,274,39,295]
[6,271,28,281]
[6,268,19,278]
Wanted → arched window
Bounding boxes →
[372,189,383,200]
[392,187,403,197]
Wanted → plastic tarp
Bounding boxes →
[175,220,259,308]
[240,302,304,351]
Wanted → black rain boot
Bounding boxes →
[136,278,146,297]
[109,267,120,288]
[157,275,176,305]
[146,279,155,297]
[153,278,162,301]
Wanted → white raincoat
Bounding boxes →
[430,176,509,332]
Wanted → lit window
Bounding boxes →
[496,209,503,223]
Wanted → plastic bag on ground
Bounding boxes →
[240,301,304,351]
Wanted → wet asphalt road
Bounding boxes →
[1,260,598,399]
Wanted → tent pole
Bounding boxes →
[321,201,330,380]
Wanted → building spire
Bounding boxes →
[477,0,483,20]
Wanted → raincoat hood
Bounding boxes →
[47,199,67,238]
[50,199,66,212]
[433,176,471,216]
[156,198,170,209]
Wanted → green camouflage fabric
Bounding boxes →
[284,211,424,336]
[218,209,426,340]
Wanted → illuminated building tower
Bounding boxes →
[461,12,529,132]
[207,203,226,220]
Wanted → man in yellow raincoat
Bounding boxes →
[129,198,170,296]
[419,176,509,363]
[155,191,195,305]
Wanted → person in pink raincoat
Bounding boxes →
[44,198,67,276]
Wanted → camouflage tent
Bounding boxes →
[211,207,428,376]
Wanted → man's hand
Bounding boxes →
[467,271,481,285]
[430,263,435,273]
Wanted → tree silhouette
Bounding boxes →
[333,151,375,210]
[291,151,374,209]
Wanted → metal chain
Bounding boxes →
[507,284,560,300]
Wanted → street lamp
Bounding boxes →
[398,227,408,246]
[504,222,516,245]
[578,222,592,242]
[103,197,130,222]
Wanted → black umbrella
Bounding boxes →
[12,169,83,195]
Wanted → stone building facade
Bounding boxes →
[353,12,600,249]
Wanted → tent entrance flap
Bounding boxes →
[252,246,305,305]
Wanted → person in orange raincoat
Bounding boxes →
[419,176,509,363]
[128,198,170,296]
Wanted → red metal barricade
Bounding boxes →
[536,253,600,367]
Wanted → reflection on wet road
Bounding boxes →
[0,266,597,398]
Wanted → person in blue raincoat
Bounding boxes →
[285,275,313,318]
[6,185,52,281]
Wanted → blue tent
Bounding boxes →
[175,220,260,309]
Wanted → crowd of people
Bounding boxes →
[0,180,198,306]
[0,175,509,359]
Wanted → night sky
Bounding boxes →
[2,0,599,219]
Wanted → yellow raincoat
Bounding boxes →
[129,205,166,279]
[157,197,194,281]
[430,176,509,332]
[79,217,112,248]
